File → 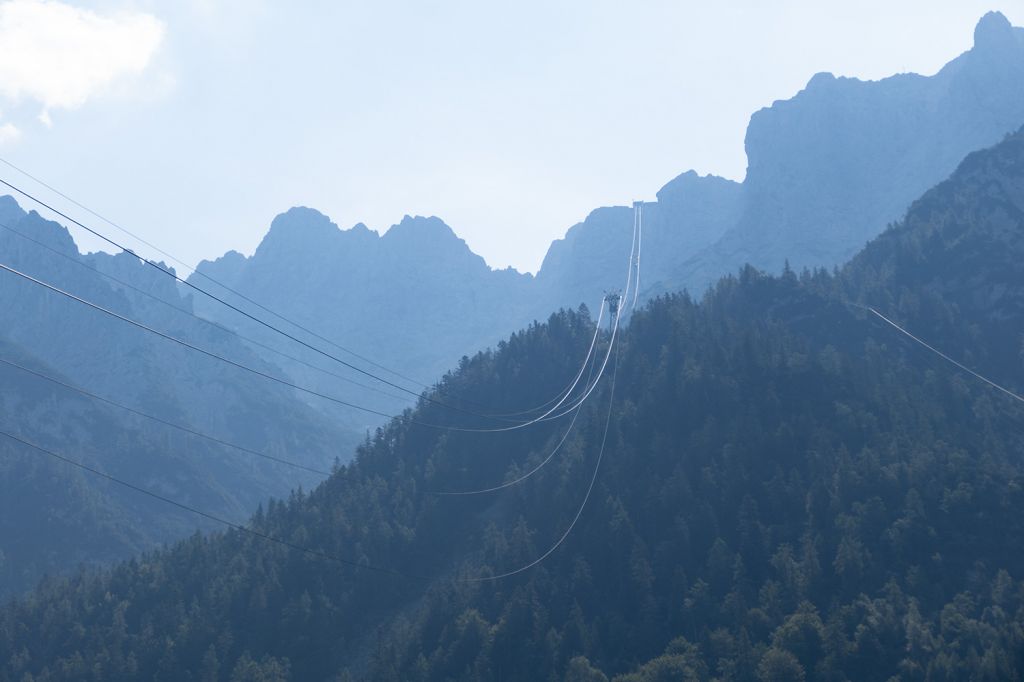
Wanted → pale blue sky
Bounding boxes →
[1,1,1022,273]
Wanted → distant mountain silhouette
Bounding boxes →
[194,208,536,415]
[689,10,1024,285]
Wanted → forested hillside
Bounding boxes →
[4,129,1024,680]
[0,202,352,596]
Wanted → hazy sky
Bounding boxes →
[0,1,1022,273]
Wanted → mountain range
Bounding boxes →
[0,9,1022,648]
[193,11,1024,416]
[5,118,1024,681]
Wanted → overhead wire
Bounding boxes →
[477,298,606,419]
[465,335,620,582]
[0,225,633,575]
[0,261,410,423]
[633,202,643,309]
[440,198,637,578]
[0,351,617,585]
[0,171,619,426]
[0,260,582,433]
[530,200,642,424]
[0,220,415,406]
[0,173,641,581]
[441,198,637,433]
[0,161,626,424]
[856,303,1024,404]
[4,200,617,428]
[0,428,417,579]
[0,332,621,582]
[2,211,620,433]
[0,156,430,392]
[0,356,331,476]
[0,220,620,584]
[534,311,620,423]
[428,323,602,495]
[0,175,527,425]
[433,397,585,496]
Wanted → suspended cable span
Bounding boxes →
[0,163,624,424]
[0,176,524,424]
[859,304,1024,404]
[1,216,605,427]
[0,220,415,406]
[0,261,403,422]
[0,428,418,578]
[632,202,643,310]
[0,261,576,433]
[500,196,635,428]
[465,336,619,582]
[534,214,636,425]
[511,202,636,426]
[0,415,617,584]
[430,324,603,495]
[428,265,622,488]
[0,156,430,392]
[618,207,639,316]
[0,165,619,423]
[479,299,606,419]
[536,312,619,423]
[430,367,593,495]
[0,356,331,476]
[454,300,622,433]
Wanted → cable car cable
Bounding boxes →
[0,356,332,476]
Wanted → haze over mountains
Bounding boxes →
[6,118,1024,681]
[0,200,348,595]
[0,11,1022,667]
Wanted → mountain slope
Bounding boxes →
[0,204,355,595]
[5,128,1024,680]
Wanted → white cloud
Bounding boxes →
[0,0,164,114]
[0,122,20,144]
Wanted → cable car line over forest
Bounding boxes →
[445,298,620,433]
[463,199,640,579]
[632,201,643,310]
[426,201,640,433]
[856,303,1024,404]
[469,299,607,419]
[467,344,621,582]
[0,201,643,581]
[430,313,604,495]
[0,428,420,579]
[0,357,333,476]
[0,200,643,433]
[431,202,639,511]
